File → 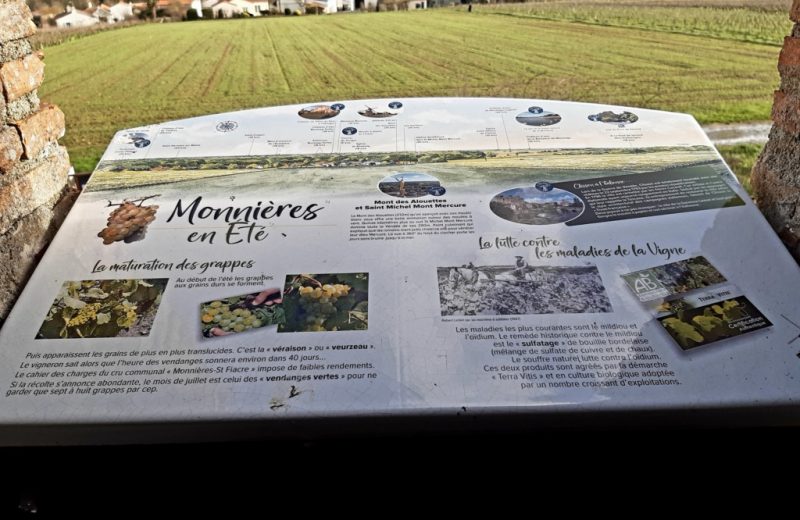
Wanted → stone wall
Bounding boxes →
[0,0,77,323]
[752,0,800,261]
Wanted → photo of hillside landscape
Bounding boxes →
[81,146,731,202]
[490,186,584,225]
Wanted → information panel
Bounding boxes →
[1,98,798,442]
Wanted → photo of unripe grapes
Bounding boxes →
[97,195,159,245]
[279,273,368,333]
[37,278,168,339]
[201,289,285,338]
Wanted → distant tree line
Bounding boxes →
[96,150,489,172]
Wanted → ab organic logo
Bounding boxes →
[633,273,662,295]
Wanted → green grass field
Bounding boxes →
[38,5,788,172]
[484,0,792,45]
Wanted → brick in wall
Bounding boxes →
[0,125,23,174]
[13,104,65,159]
[0,54,45,103]
[0,145,70,235]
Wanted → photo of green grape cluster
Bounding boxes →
[201,289,285,338]
[280,273,368,333]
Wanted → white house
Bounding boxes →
[211,1,244,17]
[251,1,271,14]
[229,0,260,15]
[93,4,112,22]
[109,1,134,20]
[93,1,133,23]
[190,0,203,16]
[54,8,99,28]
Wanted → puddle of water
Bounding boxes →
[702,122,771,146]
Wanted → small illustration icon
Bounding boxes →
[388,101,403,109]
[216,121,238,132]
[298,105,341,120]
[358,106,398,118]
[587,111,638,125]
[342,127,357,136]
[515,108,561,127]
[535,181,553,192]
[97,195,160,245]
[128,132,151,148]
[428,186,446,196]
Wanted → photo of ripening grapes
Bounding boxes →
[657,296,771,351]
[37,279,168,339]
[201,288,285,338]
[279,273,368,333]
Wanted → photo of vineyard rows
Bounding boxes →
[437,263,612,316]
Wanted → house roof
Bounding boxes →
[155,0,195,6]
[154,0,195,6]
[54,9,95,20]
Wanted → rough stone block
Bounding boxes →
[0,54,45,103]
[792,0,800,23]
[0,141,60,186]
[779,37,800,71]
[13,103,65,159]
[0,186,78,321]
[5,90,38,122]
[0,125,23,174]
[0,144,69,235]
[752,126,800,243]
[0,38,33,63]
[771,90,800,134]
[754,126,800,184]
[752,159,800,263]
[0,1,36,45]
